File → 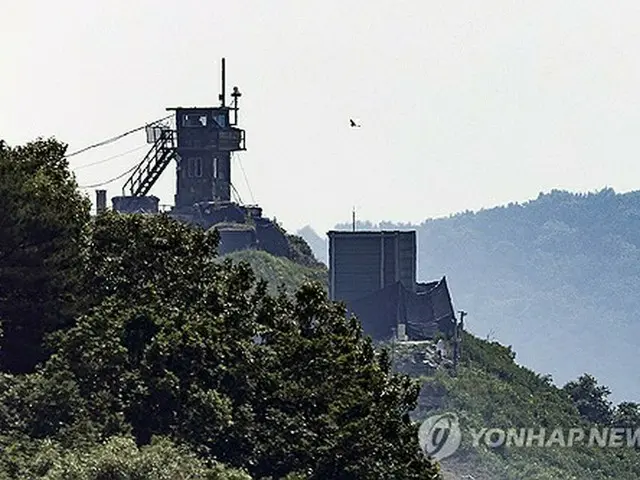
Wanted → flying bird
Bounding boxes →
[349,119,361,128]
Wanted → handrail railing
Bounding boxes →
[122,129,176,196]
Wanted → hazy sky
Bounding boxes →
[3,1,640,234]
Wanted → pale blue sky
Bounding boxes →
[2,1,640,234]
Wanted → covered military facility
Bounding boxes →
[327,230,456,341]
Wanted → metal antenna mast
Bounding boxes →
[219,58,226,107]
[352,206,356,232]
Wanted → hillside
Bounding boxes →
[304,188,640,402]
[223,249,640,478]
[397,334,640,480]
[221,249,328,293]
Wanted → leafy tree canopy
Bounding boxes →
[0,138,439,478]
[44,212,437,479]
[0,138,90,373]
[563,373,614,425]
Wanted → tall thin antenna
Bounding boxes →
[352,206,356,232]
[219,58,226,107]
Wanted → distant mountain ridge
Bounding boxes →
[300,188,640,402]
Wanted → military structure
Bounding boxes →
[104,59,290,257]
[328,230,457,341]
[93,59,459,343]
[328,230,417,303]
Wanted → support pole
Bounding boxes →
[391,326,397,373]
[457,310,467,365]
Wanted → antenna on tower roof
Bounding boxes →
[219,58,226,107]
[352,206,356,232]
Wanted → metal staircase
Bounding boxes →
[122,128,176,197]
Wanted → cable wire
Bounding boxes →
[78,162,140,189]
[230,182,244,205]
[64,114,172,159]
[234,152,256,204]
[73,144,148,171]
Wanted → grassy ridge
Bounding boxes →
[221,249,328,293]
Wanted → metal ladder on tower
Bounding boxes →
[122,128,176,197]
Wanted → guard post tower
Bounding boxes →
[168,58,246,210]
[112,59,291,258]
[116,58,245,213]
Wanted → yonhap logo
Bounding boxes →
[418,412,462,460]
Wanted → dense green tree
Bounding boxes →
[563,374,613,425]
[42,437,251,480]
[0,435,250,480]
[286,233,324,268]
[613,402,640,429]
[0,144,438,478]
[43,212,440,479]
[0,138,90,373]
